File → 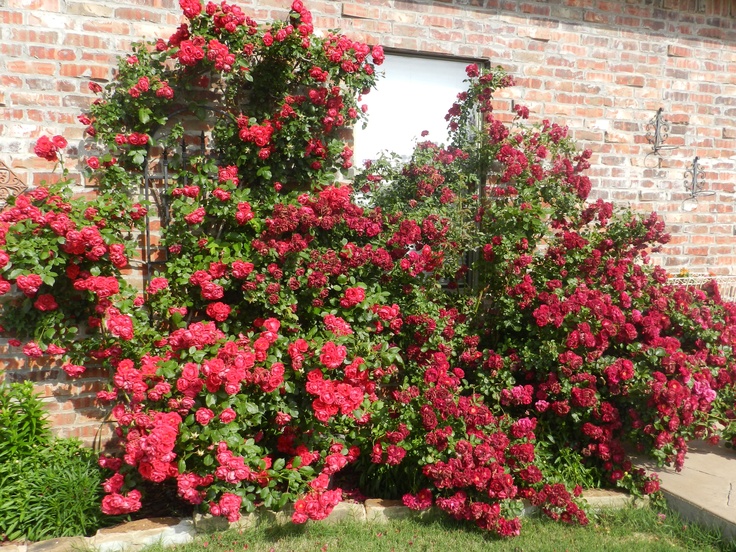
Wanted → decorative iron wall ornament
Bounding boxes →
[682,156,713,211]
[645,108,676,167]
[0,161,27,208]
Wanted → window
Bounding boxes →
[353,52,478,166]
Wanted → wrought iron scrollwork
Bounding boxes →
[682,156,713,210]
[645,108,676,157]
[0,161,27,208]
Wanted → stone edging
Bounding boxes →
[0,489,646,552]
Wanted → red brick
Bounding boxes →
[29,46,76,61]
[49,412,77,426]
[60,63,110,79]
[0,10,23,24]
[584,11,610,24]
[667,44,692,57]
[81,20,131,34]
[614,74,645,87]
[517,27,557,42]
[6,60,56,75]
[419,14,454,27]
[429,28,463,42]
[341,3,380,19]
[64,33,111,49]
[11,29,59,43]
[114,8,164,22]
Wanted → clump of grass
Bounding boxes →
[140,505,734,552]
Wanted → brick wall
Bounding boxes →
[2,0,736,440]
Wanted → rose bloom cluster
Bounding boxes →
[0,184,143,363]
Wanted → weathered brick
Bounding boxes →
[7,59,55,77]
[114,7,164,23]
[614,74,645,87]
[667,44,692,57]
[59,63,110,79]
[8,0,60,10]
[81,20,131,34]
[11,28,59,43]
[0,9,23,23]
[67,1,115,17]
[341,3,379,19]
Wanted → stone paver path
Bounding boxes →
[638,440,736,541]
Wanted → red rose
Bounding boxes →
[101,490,142,515]
[107,313,134,340]
[195,407,215,425]
[340,287,365,308]
[319,341,347,369]
[231,261,254,278]
[371,45,385,65]
[206,301,231,322]
[180,0,202,19]
[34,294,58,311]
[571,387,598,408]
[147,277,169,294]
[16,274,43,296]
[62,363,86,377]
[201,282,224,300]
[219,408,236,424]
[184,207,206,225]
[23,341,44,358]
[34,136,56,160]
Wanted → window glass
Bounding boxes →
[354,53,471,166]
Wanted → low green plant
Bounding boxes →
[0,381,51,463]
[0,381,113,542]
[0,438,110,542]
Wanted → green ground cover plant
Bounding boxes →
[1,0,736,540]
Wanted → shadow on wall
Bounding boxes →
[396,0,735,48]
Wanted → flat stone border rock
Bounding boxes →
[582,488,649,510]
[1,518,196,552]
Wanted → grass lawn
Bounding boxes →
[143,505,735,552]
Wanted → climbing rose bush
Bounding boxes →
[2,0,736,539]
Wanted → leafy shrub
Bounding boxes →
[0,382,110,541]
[1,0,735,540]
